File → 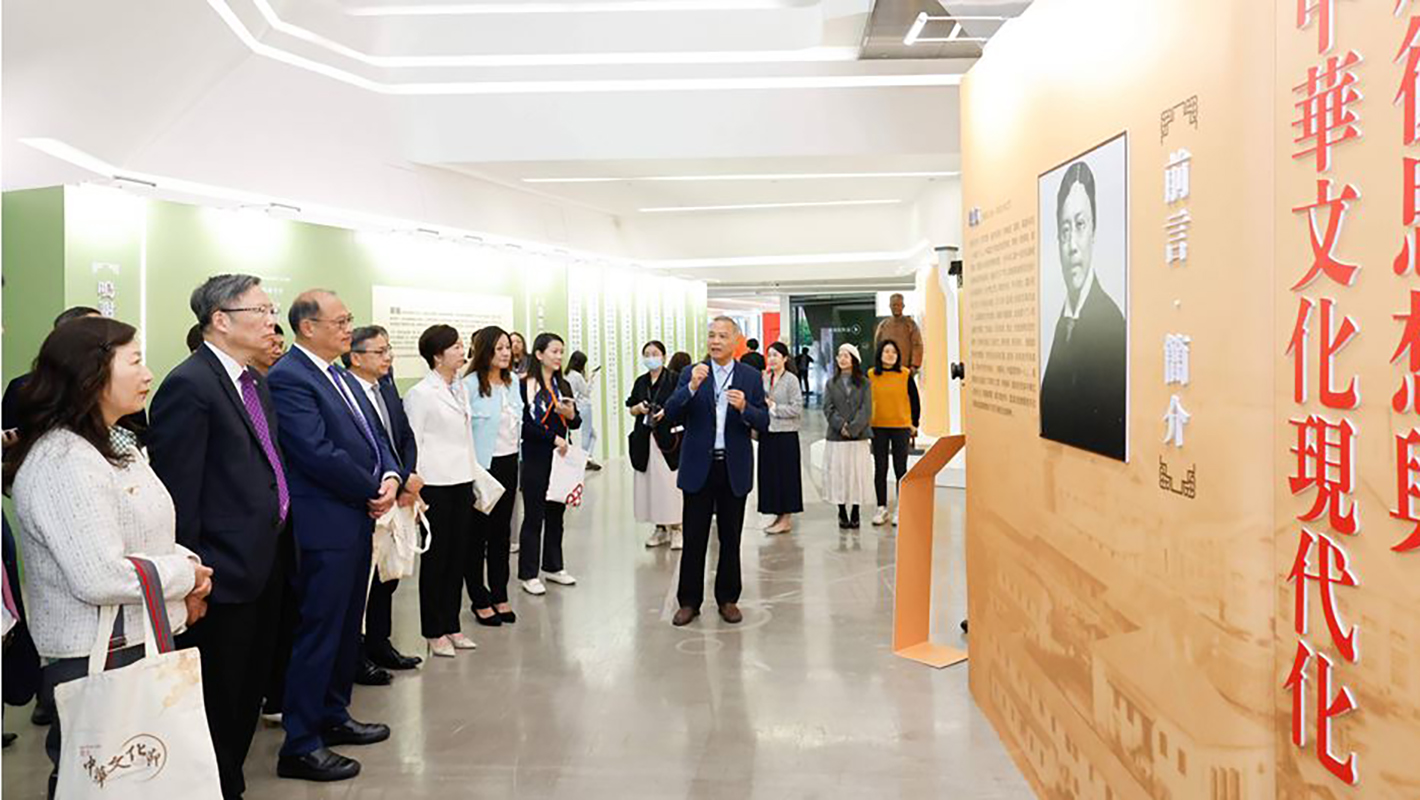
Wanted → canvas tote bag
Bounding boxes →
[373,500,432,583]
[53,556,220,799]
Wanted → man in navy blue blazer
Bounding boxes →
[663,316,770,626]
[268,290,404,784]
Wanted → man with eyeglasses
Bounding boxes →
[147,274,291,800]
[267,290,402,784]
[342,326,424,682]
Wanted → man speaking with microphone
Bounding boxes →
[662,317,770,626]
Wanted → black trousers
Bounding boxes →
[420,482,474,639]
[518,454,565,581]
[677,459,746,609]
[872,427,912,507]
[40,644,146,799]
[177,534,288,800]
[365,577,399,648]
[262,542,300,716]
[468,454,518,607]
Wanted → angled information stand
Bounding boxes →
[892,435,968,669]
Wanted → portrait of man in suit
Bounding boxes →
[1038,135,1129,461]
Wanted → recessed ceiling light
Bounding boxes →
[904,12,1000,45]
[639,199,903,213]
[525,171,959,184]
[207,0,964,93]
[346,1,793,16]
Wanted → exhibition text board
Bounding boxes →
[0,186,707,459]
[963,0,1420,796]
[962,0,1278,798]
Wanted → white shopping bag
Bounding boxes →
[470,459,506,515]
[547,446,589,507]
[373,500,432,583]
[54,557,221,800]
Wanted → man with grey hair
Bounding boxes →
[148,273,290,799]
[662,316,770,626]
[268,289,401,783]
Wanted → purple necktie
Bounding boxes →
[327,365,383,478]
[239,371,289,524]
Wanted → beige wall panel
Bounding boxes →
[961,0,1277,797]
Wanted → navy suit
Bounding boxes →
[363,375,418,655]
[663,361,769,609]
[267,348,402,758]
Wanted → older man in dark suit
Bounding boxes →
[268,290,403,783]
[663,316,770,627]
[147,274,289,799]
[1039,161,1127,461]
[342,325,424,679]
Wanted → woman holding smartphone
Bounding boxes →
[517,333,582,595]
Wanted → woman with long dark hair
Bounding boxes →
[6,318,212,794]
[822,343,874,529]
[565,351,602,471]
[517,333,582,595]
[869,340,920,526]
[462,326,523,625]
[758,342,804,534]
[403,324,479,658]
[627,340,683,549]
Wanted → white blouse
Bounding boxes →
[495,384,521,457]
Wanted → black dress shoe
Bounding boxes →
[31,704,53,726]
[322,719,391,747]
[367,642,421,671]
[277,747,361,782]
[354,659,393,687]
[473,610,503,627]
[498,609,517,624]
[672,607,700,627]
[3,732,16,748]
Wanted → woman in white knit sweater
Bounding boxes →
[4,317,212,796]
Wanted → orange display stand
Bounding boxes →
[892,435,968,669]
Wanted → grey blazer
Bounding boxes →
[824,375,873,442]
[763,371,804,433]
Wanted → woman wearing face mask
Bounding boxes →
[759,342,804,534]
[403,325,480,657]
[626,341,683,549]
[517,333,582,595]
[462,326,522,626]
[822,343,874,529]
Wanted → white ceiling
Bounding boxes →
[3,0,1028,296]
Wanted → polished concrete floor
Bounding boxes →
[2,417,1032,799]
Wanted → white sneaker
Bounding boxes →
[544,570,577,586]
[261,712,283,726]
[429,636,456,658]
[448,632,478,650]
[522,578,547,595]
[872,507,890,527]
[646,527,670,548]
[671,527,684,550]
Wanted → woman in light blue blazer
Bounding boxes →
[461,326,524,625]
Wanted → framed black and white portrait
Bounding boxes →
[1038,133,1129,461]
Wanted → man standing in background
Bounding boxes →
[147,274,290,800]
[874,293,924,374]
[343,325,424,679]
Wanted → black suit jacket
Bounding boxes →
[740,352,766,372]
[1039,277,1127,460]
[373,375,418,474]
[147,345,286,604]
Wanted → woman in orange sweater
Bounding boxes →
[868,340,920,526]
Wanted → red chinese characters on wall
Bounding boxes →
[1286,1,1364,786]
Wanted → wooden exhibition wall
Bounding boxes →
[960,0,1279,797]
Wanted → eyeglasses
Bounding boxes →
[353,346,393,356]
[220,304,280,318]
[313,315,356,330]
